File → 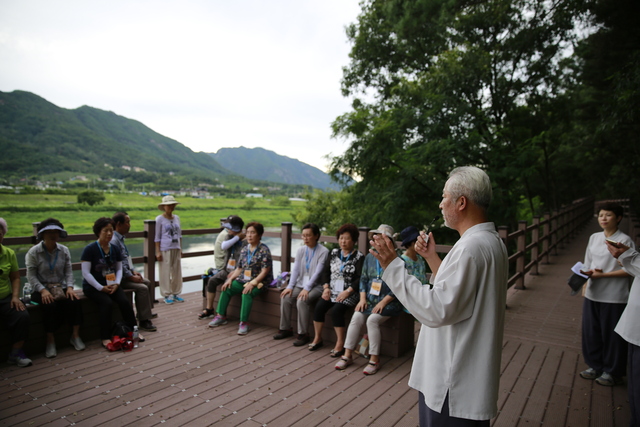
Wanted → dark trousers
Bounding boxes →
[206,270,229,294]
[0,295,29,344]
[629,343,640,427]
[582,298,628,377]
[31,289,83,333]
[419,392,490,427]
[313,298,350,327]
[83,285,137,340]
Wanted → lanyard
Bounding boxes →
[375,259,383,279]
[339,250,353,273]
[43,242,59,272]
[305,245,317,271]
[97,241,111,264]
[247,246,258,266]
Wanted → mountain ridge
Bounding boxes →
[0,90,335,190]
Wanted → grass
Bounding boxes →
[0,192,304,237]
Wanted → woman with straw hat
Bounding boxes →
[155,195,184,304]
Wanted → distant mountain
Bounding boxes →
[210,147,336,190]
[0,90,229,179]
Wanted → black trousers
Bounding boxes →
[83,285,136,340]
[313,298,351,327]
[0,295,29,344]
[582,298,628,377]
[418,392,490,427]
[31,289,83,333]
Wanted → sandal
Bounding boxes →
[308,341,324,351]
[335,356,353,370]
[198,308,215,320]
[363,361,379,375]
[330,349,345,358]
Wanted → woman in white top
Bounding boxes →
[580,202,635,386]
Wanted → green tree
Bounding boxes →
[329,0,591,229]
[242,199,256,211]
[77,190,105,206]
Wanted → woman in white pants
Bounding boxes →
[335,225,403,375]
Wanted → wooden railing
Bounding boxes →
[5,197,597,293]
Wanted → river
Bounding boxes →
[12,229,298,299]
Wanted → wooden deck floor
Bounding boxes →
[0,222,632,426]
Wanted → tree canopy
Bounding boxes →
[306,0,639,237]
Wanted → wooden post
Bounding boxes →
[280,222,293,272]
[531,216,540,275]
[515,221,527,290]
[143,220,156,300]
[543,213,550,264]
[358,227,371,255]
[551,210,558,256]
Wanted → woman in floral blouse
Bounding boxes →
[309,223,364,357]
[209,222,273,335]
[335,224,402,375]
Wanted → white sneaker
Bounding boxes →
[45,342,57,358]
[7,350,33,367]
[70,336,86,351]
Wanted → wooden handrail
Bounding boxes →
[4,196,603,293]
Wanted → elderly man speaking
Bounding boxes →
[370,166,508,427]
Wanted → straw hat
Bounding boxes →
[367,224,395,240]
[158,195,180,210]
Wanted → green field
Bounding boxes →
[0,192,304,237]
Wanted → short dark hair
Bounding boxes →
[336,223,359,242]
[246,221,264,237]
[598,202,624,218]
[37,218,65,233]
[302,223,321,238]
[93,217,115,237]
[112,211,129,225]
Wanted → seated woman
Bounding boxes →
[81,217,139,348]
[309,223,364,357]
[0,218,32,367]
[335,224,403,375]
[26,218,84,358]
[209,222,273,335]
[399,226,430,313]
[275,223,329,347]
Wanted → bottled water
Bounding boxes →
[22,283,32,304]
[132,326,139,348]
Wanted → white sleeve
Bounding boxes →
[221,235,240,251]
[115,261,123,284]
[382,255,477,327]
[82,261,104,291]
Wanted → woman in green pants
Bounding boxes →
[209,222,273,335]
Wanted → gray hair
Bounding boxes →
[445,166,492,211]
[0,218,7,234]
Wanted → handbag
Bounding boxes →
[45,283,66,301]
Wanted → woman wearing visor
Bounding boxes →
[26,218,84,358]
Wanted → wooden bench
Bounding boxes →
[212,287,415,358]
[0,289,133,357]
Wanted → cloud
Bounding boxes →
[0,0,361,172]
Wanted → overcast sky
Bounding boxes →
[0,0,362,172]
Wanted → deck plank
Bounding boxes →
[0,222,632,426]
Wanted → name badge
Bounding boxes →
[302,275,311,287]
[370,279,382,296]
[105,270,117,286]
[227,259,236,271]
[243,269,252,281]
[332,279,345,293]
